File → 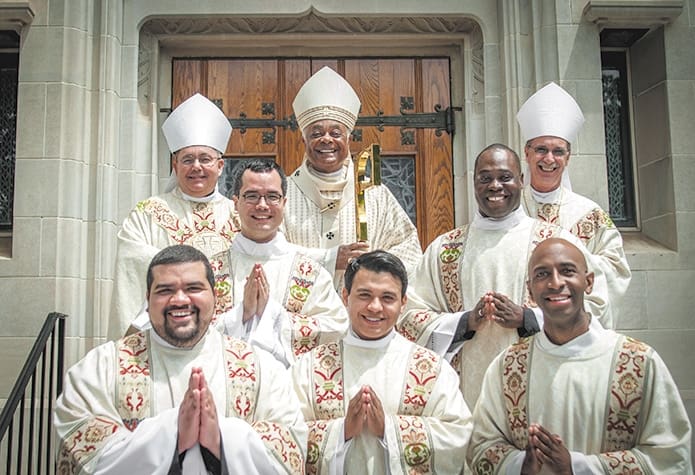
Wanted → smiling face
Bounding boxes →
[302,119,351,173]
[147,261,215,348]
[474,147,523,218]
[524,136,571,193]
[232,169,287,243]
[527,238,594,326]
[342,268,407,341]
[172,145,224,197]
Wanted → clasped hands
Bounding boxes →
[177,367,221,459]
[469,291,524,332]
[344,385,385,442]
[521,423,572,475]
[242,263,270,323]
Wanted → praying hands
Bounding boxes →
[178,367,221,459]
[242,263,270,323]
[344,385,385,441]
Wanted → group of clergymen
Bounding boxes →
[53,66,692,474]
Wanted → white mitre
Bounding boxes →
[162,93,232,154]
[292,66,361,132]
[516,82,585,145]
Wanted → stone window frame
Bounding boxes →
[584,0,684,252]
[0,1,33,258]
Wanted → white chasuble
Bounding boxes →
[109,188,239,340]
[468,326,692,474]
[291,331,472,475]
[522,185,630,326]
[55,328,307,474]
[283,159,422,289]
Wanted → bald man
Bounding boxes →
[468,238,691,474]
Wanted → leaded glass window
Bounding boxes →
[0,50,18,230]
[381,156,416,224]
[601,50,636,227]
[220,157,256,197]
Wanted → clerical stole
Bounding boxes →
[474,335,650,473]
[114,332,259,426]
[306,342,441,474]
[114,333,305,472]
[211,252,321,316]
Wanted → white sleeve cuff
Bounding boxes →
[427,312,463,356]
[330,419,351,475]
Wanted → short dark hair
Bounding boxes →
[344,250,408,297]
[474,143,521,174]
[146,245,214,292]
[229,158,287,197]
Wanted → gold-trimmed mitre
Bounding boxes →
[292,66,361,132]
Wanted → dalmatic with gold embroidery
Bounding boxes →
[468,327,692,474]
[292,332,472,475]
[55,329,307,474]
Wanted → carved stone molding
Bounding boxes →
[0,1,34,32]
[583,0,684,28]
[143,8,478,36]
[470,23,484,99]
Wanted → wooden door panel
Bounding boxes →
[420,58,454,244]
[208,60,279,157]
[279,59,312,174]
[345,59,418,153]
[172,60,205,109]
[171,57,454,248]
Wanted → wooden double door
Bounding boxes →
[172,58,454,248]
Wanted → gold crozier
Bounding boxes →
[353,144,381,241]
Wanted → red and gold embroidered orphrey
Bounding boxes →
[533,198,615,246]
[284,254,321,312]
[396,415,434,474]
[473,335,650,473]
[137,197,238,252]
[222,336,259,422]
[58,333,303,473]
[56,416,120,474]
[307,342,441,473]
[306,420,329,475]
[209,251,320,315]
[396,226,469,343]
[253,420,306,475]
[113,332,260,426]
[597,336,651,472]
[289,313,321,357]
[116,332,151,430]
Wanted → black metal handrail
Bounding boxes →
[0,312,67,475]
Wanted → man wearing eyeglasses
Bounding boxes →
[208,159,348,367]
[517,82,630,327]
[108,93,240,340]
[282,66,423,290]
[399,144,611,408]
